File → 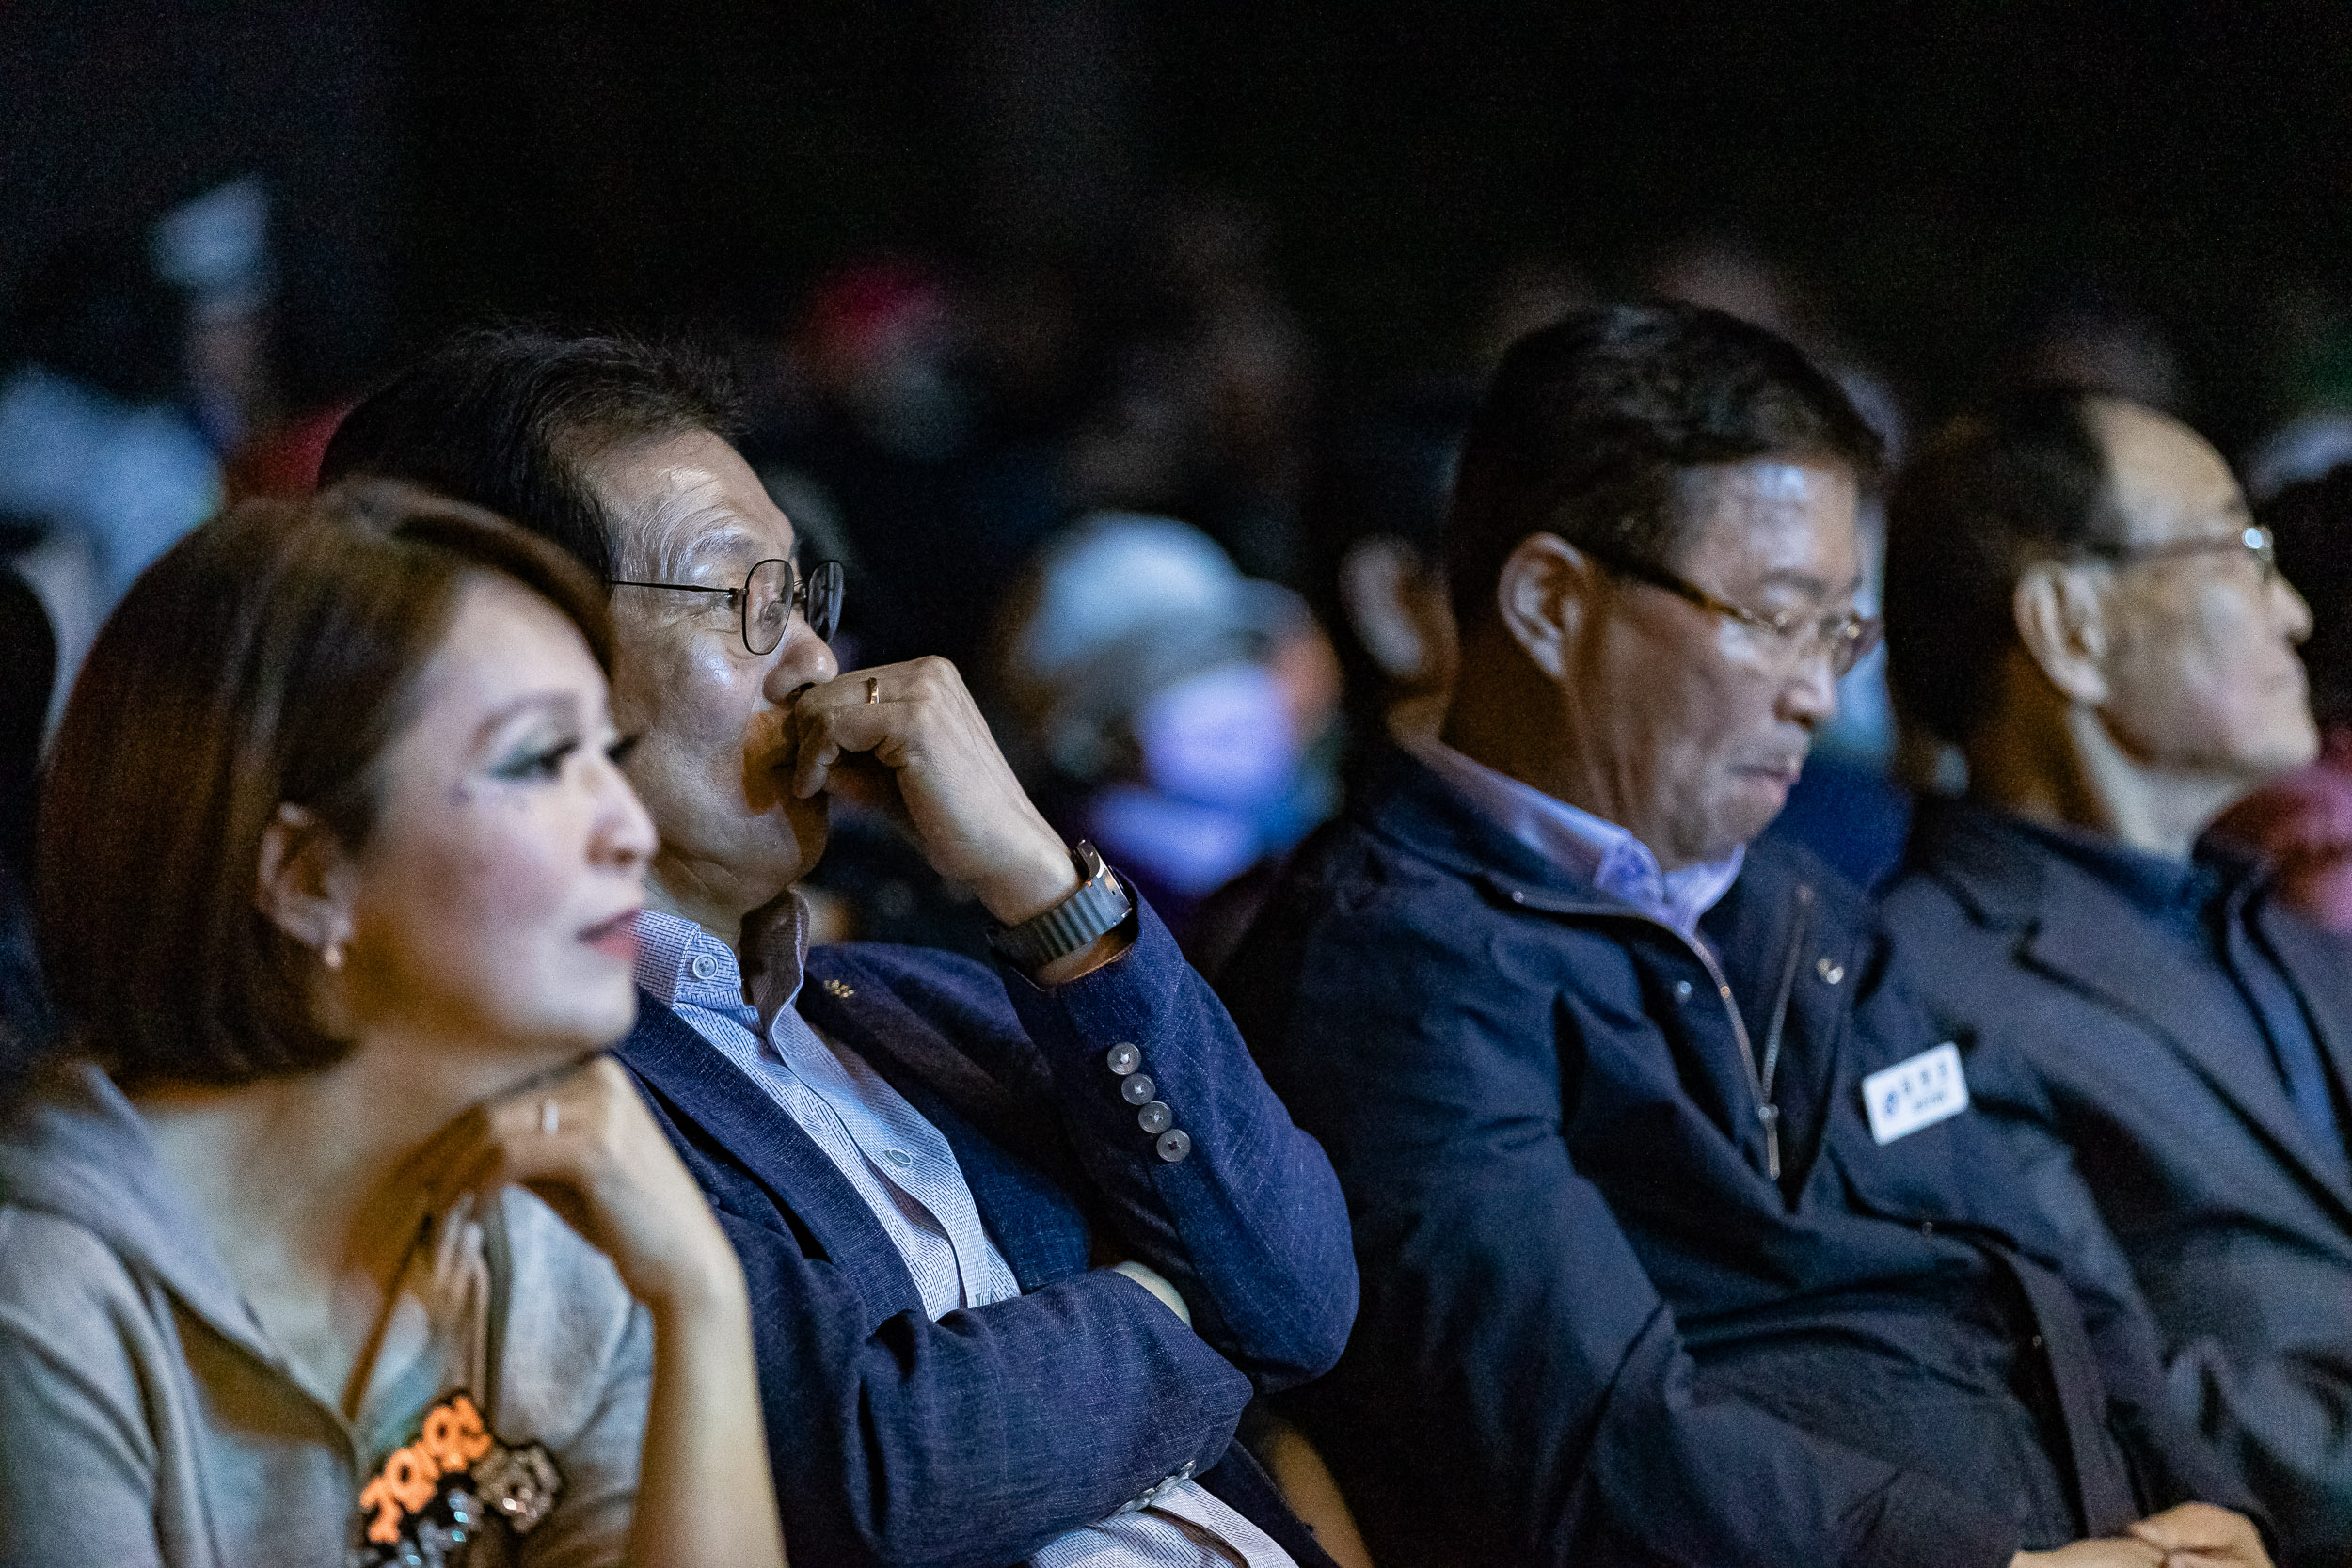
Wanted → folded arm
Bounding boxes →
[995,895,1359,1388]
[633,1070,1258,1568]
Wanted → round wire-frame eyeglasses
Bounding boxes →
[607,558,845,655]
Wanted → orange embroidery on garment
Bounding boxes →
[420,1394,494,1471]
[360,1440,446,1543]
[353,1389,552,1560]
[358,1472,405,1544]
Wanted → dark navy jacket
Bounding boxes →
[1887,798,2352,1564]
[1219,748,2252,1568]
[613,897,1357,1568]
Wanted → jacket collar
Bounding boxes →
[1909,794,2270,929]
[1910,796,2352,1215]
[617,964,1094,1307]
[1361,743,1851,1199]
[614,993,931,1323]
[1362,742,1797,944]
[1354,742,1627,903]
[1401,736,1743,935]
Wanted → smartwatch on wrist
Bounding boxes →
[989,840,1134,972]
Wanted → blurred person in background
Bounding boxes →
[743,257,1060,674]
[0,219,223,699]
[1296,258,1604,773]
[993,511,1342,969]
[2243,413,2352,509]
[1306,382,1471,755]
[322,328,1359,1568]
[1066,194,1319,590]
[2208,462,2352,931]
[2240,280,2352,508]
[153,177,278,460]
[1472,255,1594,370]
[0,483,785,1568]
[2009,288,2188,418]
[1882,388,2352,1562]
[1222,304,2265,1568]
[740,258,1088,953]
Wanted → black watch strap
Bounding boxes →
[990,840,1134,972]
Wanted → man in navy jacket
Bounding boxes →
[1219,304,2264,1568]
[321,329,1358,1568]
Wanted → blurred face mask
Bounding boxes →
[1133,661,1301,812]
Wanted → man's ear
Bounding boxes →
[254,803,358,958]
[2012,561,2113,707]
[1495,532,1595,682]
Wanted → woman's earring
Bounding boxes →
[321,939,345,972]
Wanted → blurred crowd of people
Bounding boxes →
[17,182,2352,982]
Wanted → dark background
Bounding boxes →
[6,0,2351,446]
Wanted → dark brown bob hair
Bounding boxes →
[38,479,613,1088]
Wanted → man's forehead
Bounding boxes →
[1681,457,1862,584]
[596,431,798,577]
[2090,400,2244,539]
[1693,456,1857,512]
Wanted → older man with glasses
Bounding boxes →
[319,328,1359,1568]
[1881,389,2352,1565]
[1219,305,2266,1568]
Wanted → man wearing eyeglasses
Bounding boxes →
[1219,305,2265,1567]
[1881,388,2352,1564]
[319,329,1359,1568]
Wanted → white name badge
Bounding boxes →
[1862,1042,1970,1145]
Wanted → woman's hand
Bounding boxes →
[406,1055,787,1568]
[411,1055,739,1317]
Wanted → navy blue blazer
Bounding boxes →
[1886,798,2352,1564]
[1220,748,2252,1568]
[613,896,1357,1568]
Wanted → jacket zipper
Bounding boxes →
[1501,879,1817,1183]
[1752,884,1816,1182]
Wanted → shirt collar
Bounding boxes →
[633,895,812,1023]
[1995,810,2230,924]
[1406,736,1745,936]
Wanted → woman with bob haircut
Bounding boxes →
[0,481,787,1568]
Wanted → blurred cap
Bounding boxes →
[2247,412,2352,504]
[152,177,271,317]
[997,511,1307,781]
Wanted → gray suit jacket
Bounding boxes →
[1883,798,2352,1565]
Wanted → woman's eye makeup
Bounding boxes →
[487,735,580,782]
[606,734,641,767]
